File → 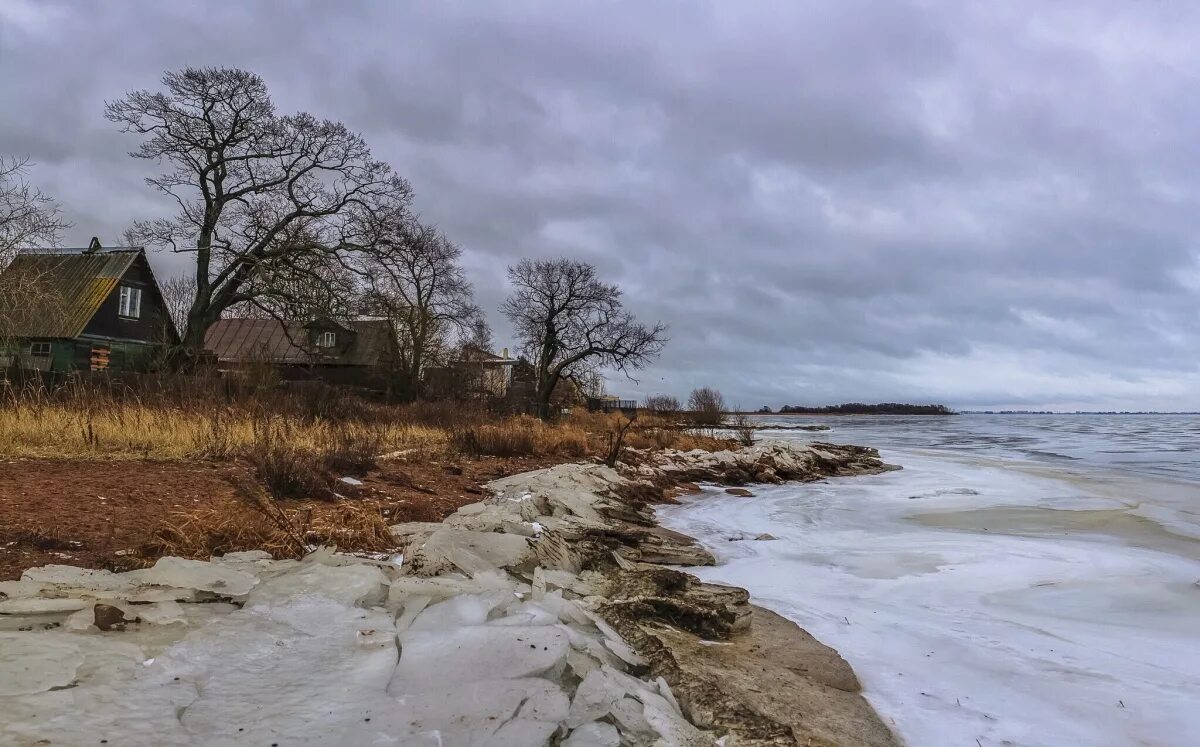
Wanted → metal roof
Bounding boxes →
[0,250,142,338]
[204,317,395,367]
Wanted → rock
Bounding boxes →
[725,487,755,497]
[93,603,129,631]
[754,533,778,541]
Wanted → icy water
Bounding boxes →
[657,414,1200,747]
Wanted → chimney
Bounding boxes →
[85,237,102,254]
[502,347,509,359]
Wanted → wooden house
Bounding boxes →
[203,316,401,392]
[0,239,177,373]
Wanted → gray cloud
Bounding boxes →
[2,0,1197,410]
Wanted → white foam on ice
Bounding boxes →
[657,449,1200,747]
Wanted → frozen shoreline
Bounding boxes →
[658,447,1200,747]
[0,441,899,746]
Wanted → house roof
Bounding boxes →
[458,345,515,365]
[204,317,394,367]
[0,249,143,338]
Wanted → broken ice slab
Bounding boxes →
[0,597,92,615]
[563,721,621,747]
[567,668,627,728]
[385,570,525,608]
[405,591,517,632]
[351,677,569,747]
[127,557,258,597]
[389,624,570,691]
[21,565,139,593]
[407,526,534,576]
[245,562,387,608]
[0,633,87,696]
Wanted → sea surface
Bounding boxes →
[657,414,1200,747]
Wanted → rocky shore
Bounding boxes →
[0,441,899,746]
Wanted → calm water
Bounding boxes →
[752,413,1200,483]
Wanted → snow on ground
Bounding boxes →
[658,450,1200,747]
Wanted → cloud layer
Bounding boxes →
[2,1,1197,409]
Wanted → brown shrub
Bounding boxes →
[150,484,396,560]
[452,422,536,457]
[149,501,299,559]
[305,503,394,553]
[323,423,387,475]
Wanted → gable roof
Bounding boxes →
[204,317,395,367]
[0,249,143,338]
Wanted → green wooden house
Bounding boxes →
[0,239,178,373]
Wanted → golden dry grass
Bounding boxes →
[0,382,729,464]
[0,400,445,461]
[452,415,591,458]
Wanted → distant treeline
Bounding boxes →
[777,403,954,415]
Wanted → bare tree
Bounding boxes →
[501,258,667,417]
[106,67,411,357]
[0,157,68,263]
[460,316,494,354]
[157,274,195,342]
[687,386,726,426]
[0,157,70,351]
[360,218,483,399]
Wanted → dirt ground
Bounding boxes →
[0,453,561,580]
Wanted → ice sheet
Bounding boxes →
[658,450,1200,747]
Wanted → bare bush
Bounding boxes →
[687,387,727,426]
[248,418,334,500]
[729,412,756,447]
[642,394,681,418]
[604,414,637,467]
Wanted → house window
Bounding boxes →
[118,286,142,318]
[29,342,51,357]
[315,331,336,348]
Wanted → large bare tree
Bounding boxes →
[501,258,666,416]
[361,218,483,399]
[106,67,411,356]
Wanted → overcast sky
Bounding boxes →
[2,1,1198,411]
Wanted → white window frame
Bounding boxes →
[316,331,336,348]
[118,285,142,319]
[29,341,51,357]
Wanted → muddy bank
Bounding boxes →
[0,441,898,746]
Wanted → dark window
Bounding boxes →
[315,331,336,348]
[29,342,51,357]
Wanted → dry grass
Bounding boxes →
[149,480,395,561]
[0,397,445,461]
[452,415,590,458]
